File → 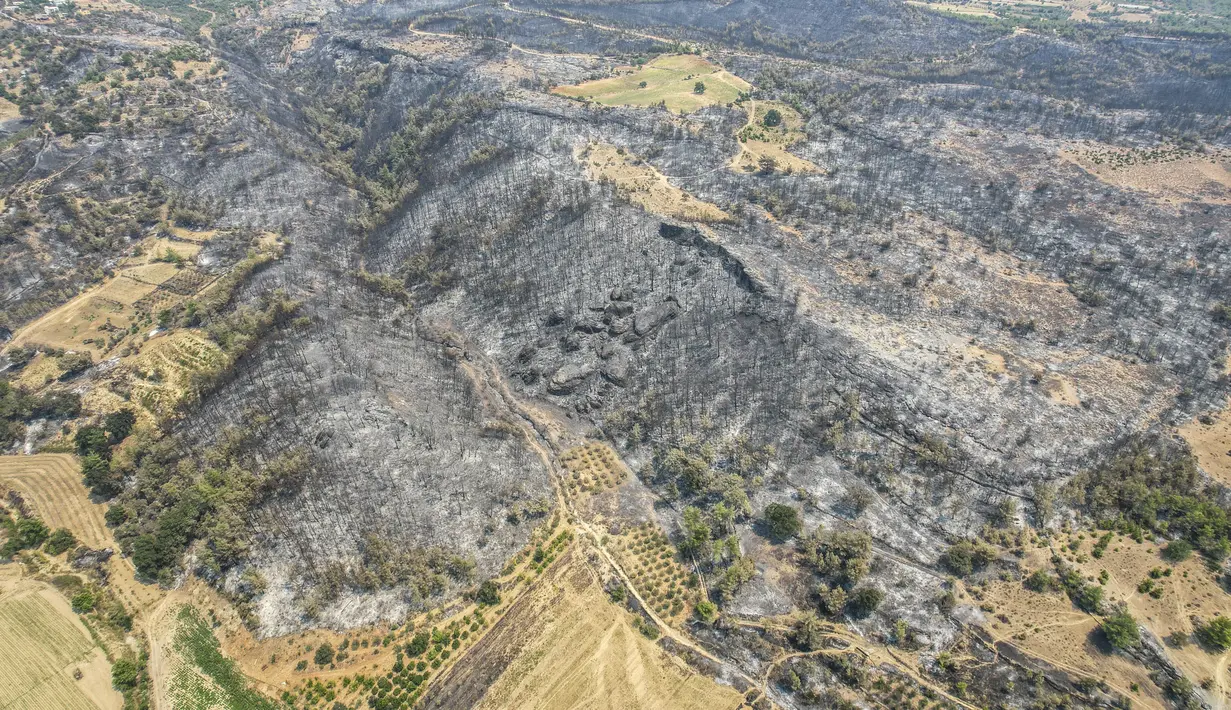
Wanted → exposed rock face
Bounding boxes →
[632,301,681,339]
[549,359,597,393]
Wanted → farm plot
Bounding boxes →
[425,546,742,710]
[0,454,109,548]
[609,522,701,625]
[160,604,279,710]
[121,330,227,418]
[0,455,164,617]
[553,54,750,114]
[0,582,121,710]
[9,233,211,358]
[560,442,628,499]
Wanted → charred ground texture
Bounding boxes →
[3,0,1231,705]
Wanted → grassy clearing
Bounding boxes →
[732,101,819,175]
[1179,403,1231,487]
[579,142,730,223]
[976,527,1231,708]
[553,54,750,114]
[0,583,118,710]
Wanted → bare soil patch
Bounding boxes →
[1179,402,1231,487]
[1061,143,1231,204]
[579,142,730,223]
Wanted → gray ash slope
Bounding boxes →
[7,0,1231,647]
[204,0,1230,634]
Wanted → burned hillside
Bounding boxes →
[3,0,1231,707]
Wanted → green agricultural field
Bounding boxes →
[168,605,278,710]
[553,54,751,113]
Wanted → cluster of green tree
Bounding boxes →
[110,652,151,709]
[201,286,300,354]
[50,572,134,634]
[296,616,488,708]
[76,409,137,498]
[291,52,499,227]
[0,379,81,448]
[1065,435,1231,561]
[651,434,770,502]
[635,433,775,604]
[938,539,997,577]
[677,504,755,601]
[307,535,475,615]
[0,509,48,558]
[166,195,221,230]
[798,527,882,618]
[48,191,162,255]
[360,92,500,221]
[1055,563,1105,614]
[106,424,309,583]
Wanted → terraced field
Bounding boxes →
[0,454,109,548]
[0,455,165,618]
[125,330,227,417]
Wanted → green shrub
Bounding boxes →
[1101,610,1140,649]
[407,632,430,656]
[75,426,109,458]
[104,505,129,526]
[111,657,140,690]
[43,528,76,555]
[1,516,49,558]
[476,580,500,606]
[82,453,120,498]
[1023,569,1059,593]
[1075,584,1104,614]
[314,642,335,666]
[1198,616,1231,650]
[940,540,996,577]
[71,590,96,613]
[762,503,802,541]
[1161,539,1193,563]
[57,351,92,378]
[846,587,884,618]
[104,409,136,443]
